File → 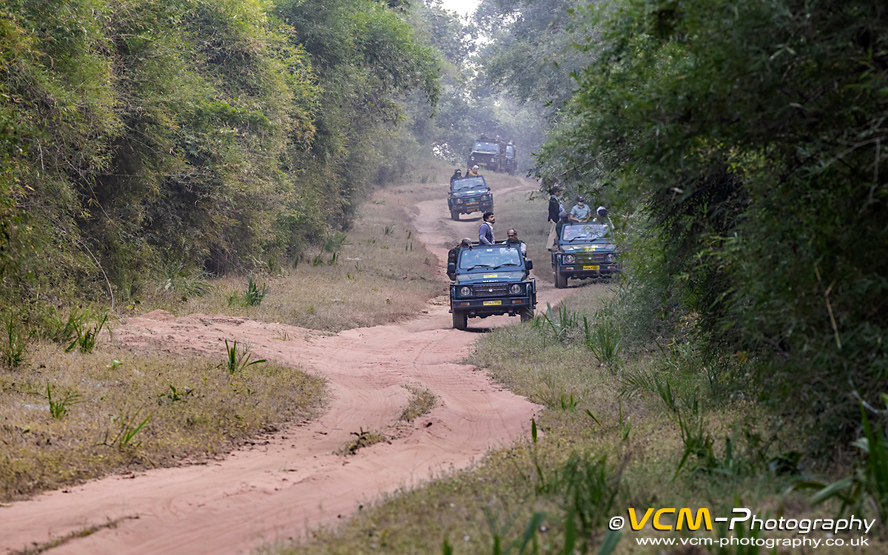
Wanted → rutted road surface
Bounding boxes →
[0,175,564,555]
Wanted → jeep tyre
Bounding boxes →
[520,308,533,322]
[452,309,468,330]
[555,267,567,289]
[450,210,460,221]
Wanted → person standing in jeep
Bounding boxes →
[546,186,565,251]
[479,212,495,245]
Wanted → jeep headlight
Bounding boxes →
[456,198,463,204]
[509,284,522,295]
[459,286,472,297]
[563,254,575,263]
[606,253,615,263]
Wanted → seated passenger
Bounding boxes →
[569,196,591,222]
[450,169,462,186]
[447,238,472,280]
[505,228,527,256]
[593,206,612,228]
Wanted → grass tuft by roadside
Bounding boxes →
[400,383,439,422]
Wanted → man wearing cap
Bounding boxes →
[467,165,480,177]
[593,206,612,227]
[569,196,591,222]
[450,168,462,186]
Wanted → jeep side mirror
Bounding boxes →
[525,260,533,270]
[447,262,456,275]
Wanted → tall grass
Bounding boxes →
[1,312,30,368]
[583,315,621,364]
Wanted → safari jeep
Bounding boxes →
[448,175,493,220]
[551,222,621,288]
[467,139,501,170]
[448,243,536,330]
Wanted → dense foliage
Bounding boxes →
[0,0,438,310]
[535,0,888,452]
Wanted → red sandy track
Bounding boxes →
[0,175,566,555]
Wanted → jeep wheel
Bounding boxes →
[555,267,567,289]
[520,308,533,322]
[450,210,460,221]
[452,310,468,330]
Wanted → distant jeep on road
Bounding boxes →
[448,175,493,220]
[467,139,501,171]
[448,243,536,330]
[551,222,621,288]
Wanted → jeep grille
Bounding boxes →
[471,283,511,296]
[574,252,609,264]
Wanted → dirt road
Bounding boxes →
[0,174,565,555]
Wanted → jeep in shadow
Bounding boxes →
[551,222,621,288]
[448,243,536,330]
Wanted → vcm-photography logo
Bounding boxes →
[608,508,876,535]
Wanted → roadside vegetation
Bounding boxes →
[0,0,440,339]
[0,165,444,502]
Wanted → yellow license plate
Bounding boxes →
[483,274,498,278]
[483,300,502,306]
[583,265,600,271]
[583,247,597,251]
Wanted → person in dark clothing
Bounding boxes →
[450,169,462,186]
[547,186,563,223]
[546,186,565,251]
[554,214,570,247]
[447,238,472,280]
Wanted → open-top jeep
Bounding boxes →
[448,243,536,330]
[551,222,621,288]
[467,139,501,170]
[448,175,493,220]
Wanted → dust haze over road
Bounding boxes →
[0,173,567,555]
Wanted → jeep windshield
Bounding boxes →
[561,223,611,243]
[472,141,500,154]
[458,246,522,271]
[451,176,487,193]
